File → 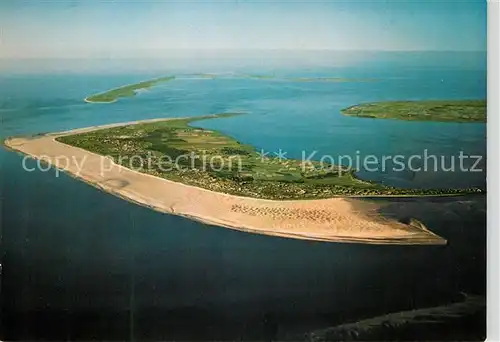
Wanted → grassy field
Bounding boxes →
[84,74,380,104]
[85,76,175,103]
[341,99,486,123]
[56,113,482,199]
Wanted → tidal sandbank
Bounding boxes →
[3,119,447,245]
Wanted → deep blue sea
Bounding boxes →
[0,52,487,340]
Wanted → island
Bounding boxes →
[54,113,479,199]
[3,113,483,245]
[246,75,277,80]
[83,75,378,105]
[84,75,175,103]
[341,99,486,122]
[244,75,375,82]
[291,77,376,82]
[306,294,485,341]
[188,73,218,79]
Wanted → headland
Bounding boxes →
[341,99,486,123]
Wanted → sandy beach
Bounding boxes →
[3,119,447,245]
[84,97,116,104]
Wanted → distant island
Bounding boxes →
[56,113,480,199]
[246,74,276,79]
[306,294,485,341]
[189,73,217,79]
[84,75,379,104]
[84,75,175,103]
[12,80,480,245]
[341,100,486,123]
[3,115,451,245]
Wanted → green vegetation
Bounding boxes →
[84,74,378,104]
[341,99,486,123]
[85,76,175,103]
[56,113,482,200]
[307,294,485,342]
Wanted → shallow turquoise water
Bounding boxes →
[0,53,486,340]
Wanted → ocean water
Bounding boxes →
[0,52,487,340]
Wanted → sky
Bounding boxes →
[0,0,487,59]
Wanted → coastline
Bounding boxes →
[306,294,485,341]
[83,75,379,104]
[3,118,448,245]
[84,75,175,103]
[340,99,486,123]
